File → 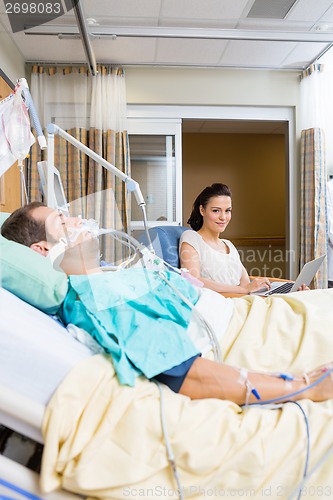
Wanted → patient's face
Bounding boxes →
[31,206,100,274]
[200,195,232,234]
[32,206,85,242]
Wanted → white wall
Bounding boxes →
[0,25,26,84]
[125,67,303,170]
[125,67,300,115]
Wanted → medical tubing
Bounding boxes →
[98,227,145,251]
[21,87,47,149]
[98,228,144,269]
[139,204,153,250]
[247,401,310,500]
[93,228,222,361]
[247,365,333,405]
[154,381,184,500]
[288,446,333,499]
[287,401,310,500]
[158,271,222,363]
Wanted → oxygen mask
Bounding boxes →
[65,217,100,245]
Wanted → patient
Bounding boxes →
[180,183,308,294]
[2,201,333,406]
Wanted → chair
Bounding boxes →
[139,226,190,269]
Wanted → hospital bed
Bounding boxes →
[0,286,92,499]
[3,211,333,498]
[3,281,333,500]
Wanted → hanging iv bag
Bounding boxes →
[5,88,35,162]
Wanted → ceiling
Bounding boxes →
[1,0,333,71]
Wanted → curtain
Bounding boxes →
[300,128,327,288]
[300,64,328,288]
[28,65,130,262]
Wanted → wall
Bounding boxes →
[0,77,21,212]
[126,67,300,277]
[0,25,26,84]
[125,67,300,116]
[0,29,27,213]
[182,133,286,237]
[182,132,286,277]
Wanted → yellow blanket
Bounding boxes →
[41,290,333,499]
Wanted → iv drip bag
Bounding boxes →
[6,84,35,162]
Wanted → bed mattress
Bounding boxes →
[0,287,93,406]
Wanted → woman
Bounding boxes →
[180,183,306,294]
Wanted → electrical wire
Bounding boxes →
[157,270,222,363]
[154,381,184,500]
[248,366,333,405]
[246,370,333,499]
[287,401,310,500]
[288,445,333,499]
[98,230,224,363]
[59,223,333,495]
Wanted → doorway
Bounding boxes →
[182,118,288,278]
[127,105,296,278]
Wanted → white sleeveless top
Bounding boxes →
[180,230,243,286]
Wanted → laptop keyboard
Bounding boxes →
[266,281,294,295]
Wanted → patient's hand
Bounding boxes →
[297,284,310,291]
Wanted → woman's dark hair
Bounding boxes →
[187,183,232,231]
[1,201,47,247]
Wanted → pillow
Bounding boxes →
[0,211,10,226]
[0,214,68,314]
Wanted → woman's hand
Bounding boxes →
[297,283,310,291]
[244,277,271,294]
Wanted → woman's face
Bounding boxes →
[199,195,232,234]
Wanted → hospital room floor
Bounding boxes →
[0,425,42,472]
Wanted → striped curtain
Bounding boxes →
[28,65,130,262]
[300,128,328,288]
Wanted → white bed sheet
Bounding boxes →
[0,287,93,406]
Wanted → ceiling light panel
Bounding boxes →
[287,0,333,22]
[161,0,250,20]
[92,37,158,64]
[319,3,333,23]
[82,0,162,19]
[156,38,228,65]
[282,41,330,67]
[222,39,296,67]
[247,0,297,19]
[15,31,87,62]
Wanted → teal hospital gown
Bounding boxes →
[60,268,200,386]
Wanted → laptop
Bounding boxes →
[251,254,326,296]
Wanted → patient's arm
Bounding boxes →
[179,357,333,405]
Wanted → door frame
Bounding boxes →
[127,104,296,278]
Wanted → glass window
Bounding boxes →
[129,134,177,224]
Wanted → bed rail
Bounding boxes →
[0,383,44,443]
[0,455,81,499]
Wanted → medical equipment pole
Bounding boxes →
[19,79,47,151]
[47,128,56,209]
[47,124,153,247]
[16,79,47,206]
